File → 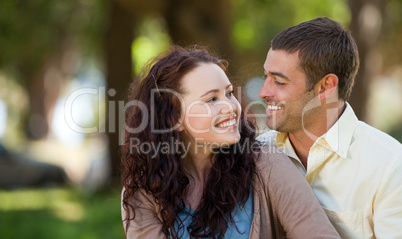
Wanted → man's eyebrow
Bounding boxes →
[200,84,232,98]
[268,71,291,81]
[263,67,290,81]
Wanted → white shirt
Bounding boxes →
[257,103,402,239]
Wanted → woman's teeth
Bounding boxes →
[216,118,236,128]
[267,105,283,111]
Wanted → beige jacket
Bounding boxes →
[122,146,340,238]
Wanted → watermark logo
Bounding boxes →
[63,85,340,151]
[63,86,267,145]
[129,137,285,157]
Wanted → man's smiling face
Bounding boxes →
[259,49,317,134]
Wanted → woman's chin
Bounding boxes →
[213,134,241,147]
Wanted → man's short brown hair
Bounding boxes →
[271,17,359,100]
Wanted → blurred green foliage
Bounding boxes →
[231,0,350,61]
[0,0,107,80]
[382,0,402,67]
[132,17,171,75]
[0,187,122,239]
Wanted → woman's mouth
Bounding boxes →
[215,114,238,129]
[216,118,237,128]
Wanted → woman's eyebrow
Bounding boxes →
[200,89,219,97]
[200,84,232,97]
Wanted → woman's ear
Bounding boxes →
[316,74,339,101]
[177,120,184,132]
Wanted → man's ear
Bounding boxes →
[316,74,339,101]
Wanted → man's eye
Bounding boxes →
[206,97,217,103]
[275,80,285,86]
[262,74,267,79]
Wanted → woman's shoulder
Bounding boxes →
[253,142,304,187]
[122,187,159,207]
[254,143,290,171]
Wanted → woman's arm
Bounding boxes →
[259,147,340,239]
[121,188,165,239]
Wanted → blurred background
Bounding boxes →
[0,0,401,238]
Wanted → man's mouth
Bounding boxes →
[267,104,284,111]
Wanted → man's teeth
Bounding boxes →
[216,118,236,128]
[267,105,283,110]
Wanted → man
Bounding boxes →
[257,17,402,238]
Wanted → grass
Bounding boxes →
[0,186,124,239]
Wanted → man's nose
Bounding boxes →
[259,80,274,99]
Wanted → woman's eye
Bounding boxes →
[227,90,234,96]
[206,97,217,103]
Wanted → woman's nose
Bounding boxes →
[220,100,237,115]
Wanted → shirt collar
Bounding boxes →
[274,132,294,157]
[320,102,358,158]
[275,131,288,146]
[274,102,358,159]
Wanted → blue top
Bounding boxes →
[174,190,253,238]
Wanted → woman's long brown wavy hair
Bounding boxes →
[121,45,258,239]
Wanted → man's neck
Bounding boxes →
[288,101,346,169]
[288,132,314,169]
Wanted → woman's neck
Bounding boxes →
[184,142,213,182]
[183,142,214,209]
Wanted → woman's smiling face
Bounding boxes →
[179,63,241,147]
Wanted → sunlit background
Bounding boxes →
[0,0,401,238]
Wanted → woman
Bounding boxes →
[121,46,340,239]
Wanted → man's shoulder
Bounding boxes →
[353,120,402,158]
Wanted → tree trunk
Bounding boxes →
[23,38,74,140]
[105,0,135,182]
[347,0,386,121]
[164,0,238,76]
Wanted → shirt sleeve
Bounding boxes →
[373,157,402,238]
[261,148,341,239]
[121,188,165,239]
